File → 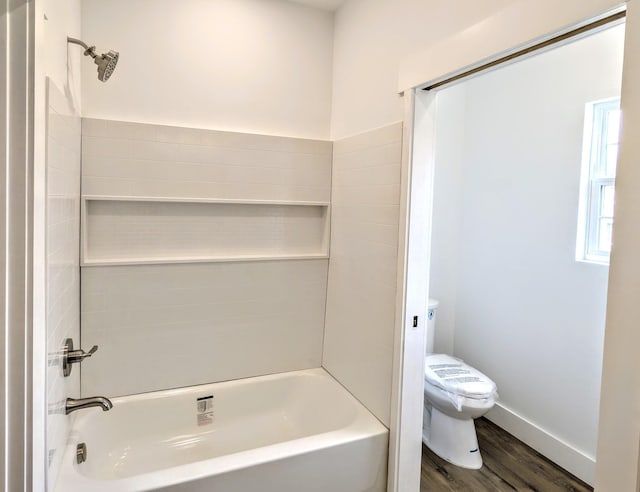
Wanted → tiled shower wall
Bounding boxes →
[80,118,331,201]
[45,81,81,490]
[82,261,329,395]
[323,123,403,426]
[80,119,332,396]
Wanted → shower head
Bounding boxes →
[67,37,120,82]
[95,50,119,82]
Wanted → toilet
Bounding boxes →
[423,299,497,469]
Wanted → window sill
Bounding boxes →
[576,257,610,266]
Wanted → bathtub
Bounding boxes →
[56,368,388,492]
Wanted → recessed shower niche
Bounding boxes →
[81,196,330,265]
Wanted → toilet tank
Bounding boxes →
[426,298,439,354]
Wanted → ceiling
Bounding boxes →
[287,0,347,11]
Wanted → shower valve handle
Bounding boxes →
[62,339,98,377]
[68,344,98,364]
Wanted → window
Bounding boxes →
[576,98,621,264]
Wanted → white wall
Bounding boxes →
[429,25,624,483]
[42,0,82,107]
[81,0,334,140]
[427,85,466,356]
[330,0,514,139]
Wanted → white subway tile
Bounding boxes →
[333,123,402,155]
[46,81,81,491]
[323,123,403,427]
[79,119,331,403]
[81,260,328,396]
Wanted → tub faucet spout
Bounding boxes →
[66,396,113,415]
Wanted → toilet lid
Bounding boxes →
[425,354,497,399]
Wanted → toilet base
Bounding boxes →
[423,407,483,469]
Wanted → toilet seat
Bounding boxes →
[425,354,497,400]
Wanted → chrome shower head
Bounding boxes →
[95,50,119,82]
[67,37,120,82]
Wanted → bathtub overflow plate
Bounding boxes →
[76,442,87,464]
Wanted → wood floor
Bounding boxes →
[421,418,593,491]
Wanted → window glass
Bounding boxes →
[601,185,615,217]
[598,218,613,253]
[605,144,618,176]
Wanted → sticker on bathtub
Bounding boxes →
[196,395,214,426]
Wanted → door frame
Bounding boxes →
[1,0,36,491]
[389,1,640,490]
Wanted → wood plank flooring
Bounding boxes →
[421,418,593,491]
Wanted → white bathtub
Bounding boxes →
[56,368,388,492]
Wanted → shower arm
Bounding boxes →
[67,36,98,59]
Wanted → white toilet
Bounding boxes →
[423,299,497,469]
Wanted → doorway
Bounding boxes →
[412,16,625,490]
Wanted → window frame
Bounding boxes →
[576,97,620,265]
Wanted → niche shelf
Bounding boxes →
[81,195,330,266]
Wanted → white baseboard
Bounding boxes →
[485,402,595,485]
